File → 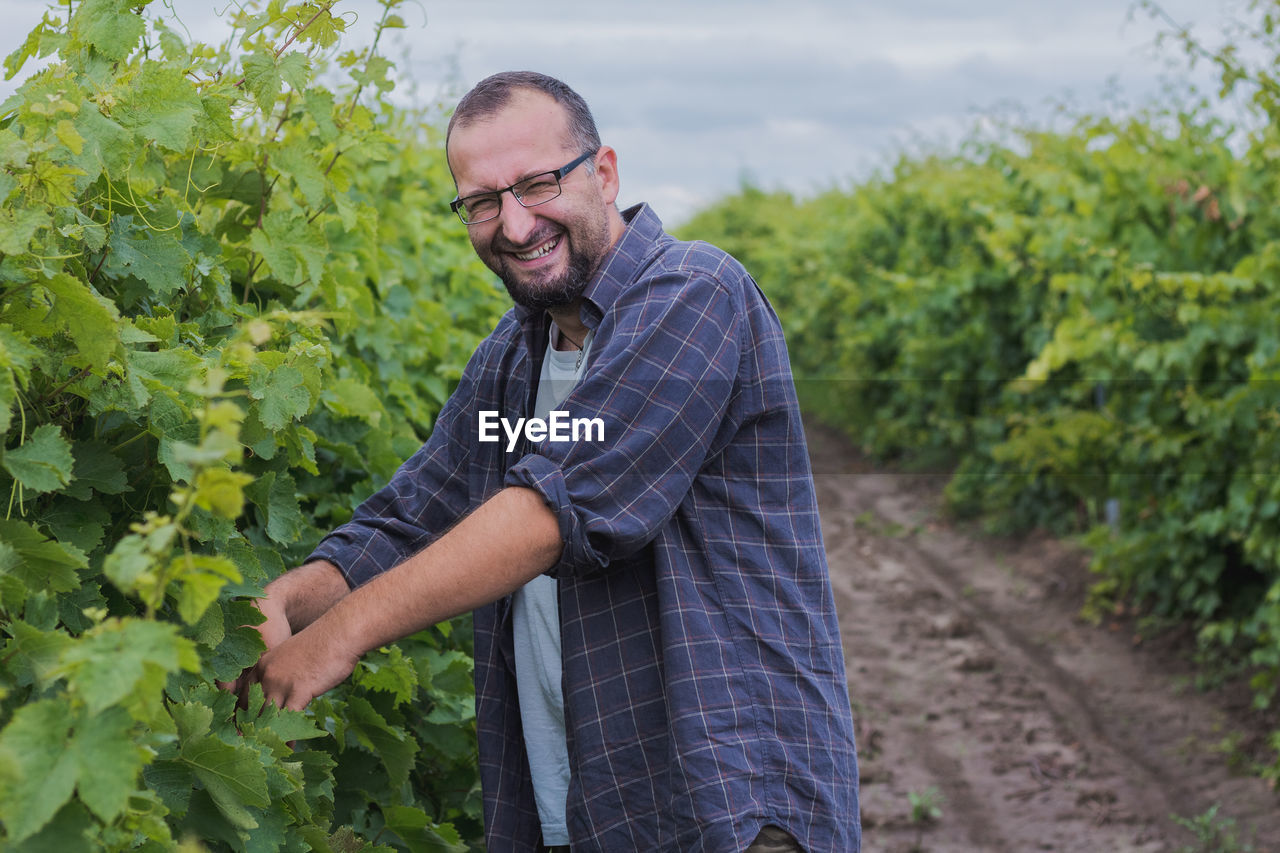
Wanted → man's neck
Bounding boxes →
[547,303,589,351]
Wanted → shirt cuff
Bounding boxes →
[503,453,604,578]
[307,535,383,590]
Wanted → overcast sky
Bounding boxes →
[0,0,1245,224]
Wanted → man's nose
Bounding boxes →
[497,194,539,245]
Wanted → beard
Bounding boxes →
[476,207,613,312]
[496,232,599,311]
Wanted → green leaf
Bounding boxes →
[354,645,418,705]
[72,706,148,823]
[245,470,306,544]
[193,467,254,518]
[0,325,38,434]
[3,423,74,493]
[344,695,418,790]
[289,6,345,49]
[0,698,79,842]
[55,118,84,155]
[0,206,49,255]
[43,273,121,368]
[180,734,270,829]
[205,602,267,683]
[242,51,311,115]
[0,519,86,594]
[102,531,155,594]
[6,800,94,853]
[55,618,199,715]
[38,499,109,555]
[64,440,129,499]
[274,143,327,208]
[241,52,283,115]
[71,107,133,177]
[251,701,327,744]
[321,377,386,427]
[168,553,241,625]
[71,0,146,62]
[4,620,73,685]
[249,364,311,430]
[302,89,339,142]
[4,14,56,81]
[381,804,468,853]
[114,60,202,151]
[247,207,327,285]
[143,759,194,816]
[104,227,192,298]
[0,127,29,167]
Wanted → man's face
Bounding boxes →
[448,91,615,311]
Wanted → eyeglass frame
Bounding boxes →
[449,150,597,225]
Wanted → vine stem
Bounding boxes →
[324,0,397,176]
[88,245,109,283]
[46,366,93,400]
[232,0,338,89]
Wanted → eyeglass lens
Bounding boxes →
[460,173,562,223]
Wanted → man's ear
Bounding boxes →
[593,146,621,206]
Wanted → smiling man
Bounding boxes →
[233,72,860,852]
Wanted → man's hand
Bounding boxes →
[247,620,362,711]
[219,593,292,700]
[218,560,350,705]
[228,487,561,713]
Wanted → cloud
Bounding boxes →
[0,0,1234,224]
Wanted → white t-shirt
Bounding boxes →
[511,322,593,846]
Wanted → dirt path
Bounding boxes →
[810,424,1280,852]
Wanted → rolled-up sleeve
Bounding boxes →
[504,269,742,576]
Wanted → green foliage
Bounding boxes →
[683,0,1280,785]
[1173,803,1256,853]
[0,0,504,848]
[907,786,943,824]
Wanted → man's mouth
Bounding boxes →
[513,236,560,262]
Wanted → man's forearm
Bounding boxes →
[251,486,563,710]
[326,486,562,654]
[265,559,350,631]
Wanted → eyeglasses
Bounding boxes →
[450,150,596,225]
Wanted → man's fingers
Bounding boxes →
[217,674,251,711]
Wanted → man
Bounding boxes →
[235,71,860,852]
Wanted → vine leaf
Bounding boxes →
[64,440,129,499]
[249,364,310,431]
[0,700,147,841]
[44,273,122,369]
[179,734,270,829]
[0,519,85,594]
[242,51,311,115]
[70,0,146,62]
[114,62,202,152]
[104,225,192,299]
[0,698,81,842]
[245,470,306,544]
[2,423,74,493]
[54,618,200,715]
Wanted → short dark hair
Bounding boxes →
[446,71,602,162]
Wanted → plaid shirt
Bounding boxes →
[311,204,861,852]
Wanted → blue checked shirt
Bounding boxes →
[310,204,861,852]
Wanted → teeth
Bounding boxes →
[515,238,558,261]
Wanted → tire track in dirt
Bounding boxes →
[810,424,1280,852]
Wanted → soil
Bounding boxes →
[810,424,1280,852]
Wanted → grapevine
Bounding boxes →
[0,0,505,849]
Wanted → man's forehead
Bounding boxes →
[448,92,574,184]
[452,91,568,148]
